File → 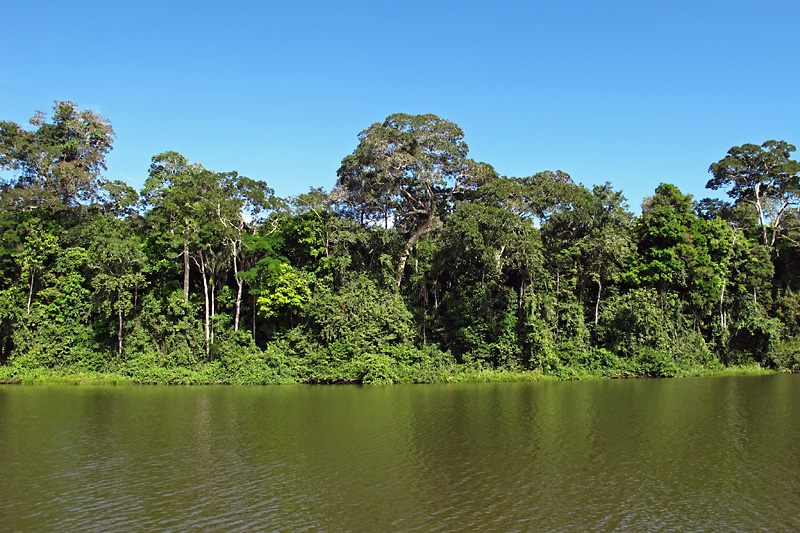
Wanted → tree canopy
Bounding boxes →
[707,140,800,247]
[335,113,496,286]
[0,101,114,210]
[2,103,800,383]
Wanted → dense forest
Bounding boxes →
[1,102,799,384]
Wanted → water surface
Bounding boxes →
[1,374,799,531]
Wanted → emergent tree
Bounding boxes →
[0,101,114,210]
[336,113,488,286]
[707,140,800,248]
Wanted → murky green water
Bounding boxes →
[1,374,799,531]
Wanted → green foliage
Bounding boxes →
[307,274,417,357]
[598,288,674,357]
[707,140,800,247]
[765,340,800,372]
[729,297,783,361]
[627,184,728,313]
[336,113,470,228]
[0,101,115,209]
[2,107,799,383]
[213,327,277,384]
[257,263,312,319]
[336,113,496,286]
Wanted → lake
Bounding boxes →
[1,374,799,531]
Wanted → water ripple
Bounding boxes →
[1,377,799,531]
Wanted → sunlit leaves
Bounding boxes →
[0,101,114,209]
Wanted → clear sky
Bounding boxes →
[2,0,798,212]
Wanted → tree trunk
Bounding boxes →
[210,277,215,347]
[753,183,769,246]
[183,241,190,304]
[232,240,243,332]
[396,212,433,287]
[27,269,35,316]
[720,229,737,331]
[495,245,505,274]
[117,304,123,356]
[198,250,211,358]
[594,278,602,326]
[252,294,257,343]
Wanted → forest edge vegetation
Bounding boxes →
[1,102,799,384]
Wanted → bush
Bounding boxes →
[766,340,800,372]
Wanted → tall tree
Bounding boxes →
[628,183,735,333]
[16,217,59,316]
[142,151,196,304]
[582,184,633,327]
[143,151,275,353]
[539,181,632,328]
[430,184,543,366]
[335,113,485,286]
[86,214,147,355]
[707,140,800,248]
[0,101,114,209]
[142,152,222,355]
[213,174,277,332]
[629,183,708,297]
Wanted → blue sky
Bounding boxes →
[2,0,798,211]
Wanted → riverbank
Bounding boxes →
[0,362,777,386]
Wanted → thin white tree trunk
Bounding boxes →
[183,241,190,304]
[27,269,35,316]
[232,240,243,332]
[594,278,602,326]
[198,250,211,357]
[753,184,769,246]
[495,245,505,273]
[210,278,215,347]
[118,304,123,356]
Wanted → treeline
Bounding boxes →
[1,103,799,383]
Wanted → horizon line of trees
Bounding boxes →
[1,101,799,383]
